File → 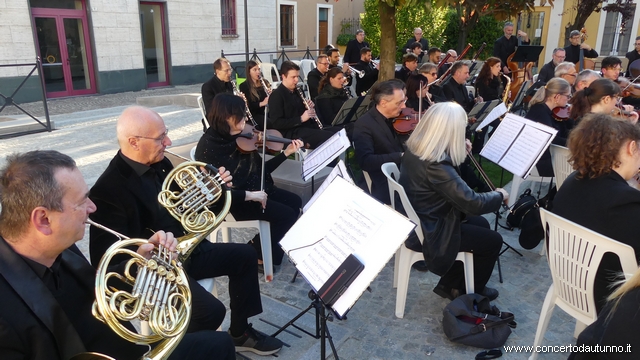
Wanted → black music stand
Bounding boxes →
[510,79,532,115]
[509,45,544,63]
[331,96,371,127]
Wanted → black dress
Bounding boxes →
[239,80,269,129]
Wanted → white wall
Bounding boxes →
[0,1,37,77]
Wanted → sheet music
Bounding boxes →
[476,102,508,132]
[498,126,552,177]
[303,160,353,213]
[302,129,351,181]
[280,177,415,317]
[480,116,525,163]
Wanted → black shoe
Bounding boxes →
[412,261,428,272]
[433,284,461,301]
[230,323,283,356]
[480,286,499,301]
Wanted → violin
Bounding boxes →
[236,125,297,153]
[552,105,571,121]
[393,108,425,135]
[616,77,640,98]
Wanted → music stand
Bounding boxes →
[509,79,532,115]
[331,96,370,127]
[509,45,544,63]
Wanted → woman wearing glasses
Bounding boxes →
[569,78,639,124]
[524,77,574,177]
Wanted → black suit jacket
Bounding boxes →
[442,78,473,112]
[353,107,404,204]
[353,60,379,95]
[201,75,233,117]
[625,50,640,77]
[307,68,325,101]
[537,60,556,84]
[343,39,370,65]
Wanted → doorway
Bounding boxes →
[32,5,96,98]
[140,2,170,87]
[318,8,329,50]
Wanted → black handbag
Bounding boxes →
[506,189,544,250]
[442,293,516,349]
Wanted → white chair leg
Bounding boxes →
[573,320,587,338]
[393,248,401,289]
[395,247,413,318]
[221,226,231,243]
[529,286,557,360]
[458,252,475,295]
[258,221,274,282]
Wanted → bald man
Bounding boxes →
[89,106,283,356]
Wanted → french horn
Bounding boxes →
[79,152,231,360]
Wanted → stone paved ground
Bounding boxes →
[0,89,579,360]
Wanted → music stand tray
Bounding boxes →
[332,96,371,127]
[509,45,544,63]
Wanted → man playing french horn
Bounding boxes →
[89,106,283,356]
[0,150,236,359]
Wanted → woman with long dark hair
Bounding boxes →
[405,74,432,112]
[474,57,507,101]
[315,67,349,127]
[239,60,270,129]
[195,93,304,269]
[569,78,638,124]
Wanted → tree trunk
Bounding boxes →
[378,1,397,81]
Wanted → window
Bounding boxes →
[280,4,294,46]
[221,0,237,36]
[600,4,636,56]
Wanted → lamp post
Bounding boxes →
[244,0,249,64]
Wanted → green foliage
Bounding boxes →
[337,33,354,46]
[361,0,448,61]
[441,9,503,60]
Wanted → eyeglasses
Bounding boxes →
[558,94,572,99]
[391,98,407,106]
[136,128,169,142]
[318,62,329,66]
[565,73,577,78]
[220,68,232,73]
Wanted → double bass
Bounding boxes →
[575,28,596,72]
[506,31,533,102]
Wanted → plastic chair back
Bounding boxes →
[381,162,423,242]
[299,59,316,82]
[549,144,572,189]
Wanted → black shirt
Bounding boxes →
[306,68,325,101]
[524,102,574,176]
[475,75,506,102]
[442,78,474,112]
[268,83,319,137]
[564,44,599,64]
[493,35,530,70]
[395,66,414,83]
[201,75,233,116]
[402,37,429,62]
[537,60,556,84]
[239,80,269,128]
[352,60,379,95]
[343,39,370,65]
[625,50,640,77]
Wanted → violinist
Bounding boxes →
[493,21,530,75]
[525,78,574,177]
[195,93,304,268]
[418,63,447,103]
[554,62,578,87]
[600,57,623,82]
[239,60,270,129]
[315,68,349,127]
[353,80,406,204]
[569,78,639,124]
[574,69,600,91]
[405,75,432,112]
[564,30,598,65]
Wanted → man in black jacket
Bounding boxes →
[402,28,429,55]
[625,36,640,77]
[0,150,235,360]
[442,61,478,112]
[343,29,370,66]
[564,29,598,64]
[537,48,566,83]
[307,54,330,100]
[89,106,283,356]
[395,54,419,83]
[268,61,337,149]
[353,47,379,95]
[201,58,234,117]
[493,21,530,75]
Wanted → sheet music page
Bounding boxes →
[480,114,525,163]
[303,160,353,213]
[302,129,351,180]
[476,102,508,131]
[279,177,415,316]
[498,126,553,178]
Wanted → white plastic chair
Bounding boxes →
[259,62,280,88]
[549,144,572,189]
[507,166,553,208]
[299,59,316,82]
[532,73,539,83]
[380,162,474,318]
[362,170,372,193]
[529,209,638,360]
[190,146,274,282]
[197,95,209,131]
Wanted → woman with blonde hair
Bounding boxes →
[525,77,574,176]
[399,102,508,301]
[553,113,640,314]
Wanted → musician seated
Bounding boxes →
[315,68,350,127]
[571,267,640,360]
[399,102,507,301]
[395,53,419,83]
[625,36,640,77]
[426,47,442,65]
[268,61,338,149]
[574,69,601,92]
[442,61,479,112]
[352,47,379,95]
[569,78,638,124]
[196,94,303,268]
[525,78,574,177]
[0,150,236,360]
[201,58,234,117]
[474,57,508,102]
[553,61,578,87]
[564,29,598,64]
[601,56,640,110]
[307,54,330,101]
[402,27,429,57]
[353,80,406,204]
[327,48,341,69]
[89,106,283,356]
[405,75,432,112]
[409,41,424,63]
[537,48,566,84]
[239,60,270,129]
[553,113,640,314]
[418,63,447,103]
[438,49,456,77]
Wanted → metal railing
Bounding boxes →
[221,46,320,65]
[0,57,52,139]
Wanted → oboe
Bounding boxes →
[231,80,258,127]
[258,75,272,96]
[296,87,323,130]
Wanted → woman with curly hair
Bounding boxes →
[553,113,640,314]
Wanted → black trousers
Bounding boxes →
[437,215,502,293]
[230,187,301,265]
[169,329,235,360]
[185,241,262,332]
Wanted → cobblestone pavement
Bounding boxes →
[0,90,578,360]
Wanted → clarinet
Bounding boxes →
[296,87,323,130]
[343,83,353,99]
[231,80,258,127]
[258,75,272,96]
